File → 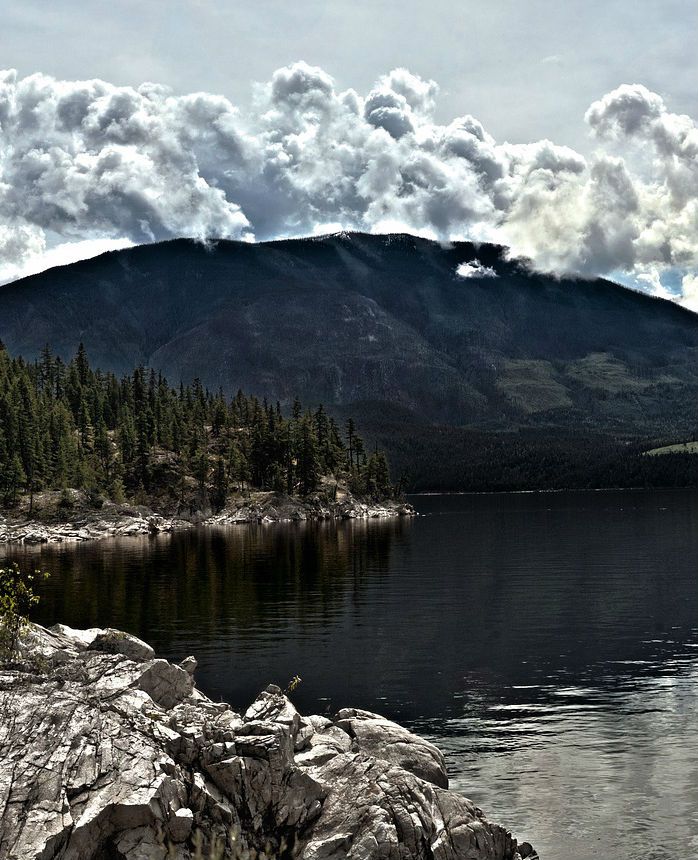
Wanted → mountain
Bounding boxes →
[1,232,697,487]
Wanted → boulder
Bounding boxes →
[335,706,449,788]
[88,627,156,661]
[179,655,197,676]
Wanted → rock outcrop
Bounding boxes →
[0,492,415,545]
[0,624,537,860]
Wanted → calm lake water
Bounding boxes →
[5,489,698,860]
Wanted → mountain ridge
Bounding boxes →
[1,232,697,487]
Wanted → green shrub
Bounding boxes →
[285,674,302,695]
[0,563,49,661]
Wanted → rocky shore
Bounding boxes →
[0,624,537,860]
[0,490,415,544]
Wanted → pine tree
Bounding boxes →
[5,456,25,507]
[211,457,227,512]
[346,418,356,469]
[297,415,321,496]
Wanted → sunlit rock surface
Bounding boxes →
[0,624,537,859]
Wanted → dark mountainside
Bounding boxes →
[1,232,698,489]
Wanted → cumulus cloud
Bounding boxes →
[0,65,251,282]
[0,63,696,308]
[456,260,498,279]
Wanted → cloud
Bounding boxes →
[681,274,698,313]
[0,222,46,279]
[0,64,696,303]
[585,84,666,137]
[634,267,676,302]
[0,67,251,259]
[0,237,134,284]
[456,260,498,279]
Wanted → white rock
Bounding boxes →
[0,625,533,860]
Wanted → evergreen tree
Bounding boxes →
[0,342,393,508]
[211,458,228,512]
[297,415,321,495]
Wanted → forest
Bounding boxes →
[377,423,698,492]
[0,343,394,512]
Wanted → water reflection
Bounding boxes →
[4,489,698,859]
[5,516,408,709]
[432,653,698,859]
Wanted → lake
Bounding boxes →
[5,489,698,860]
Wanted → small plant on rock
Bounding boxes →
[285,674,302,695]
[0,563,49,661]
[165,825,283,860]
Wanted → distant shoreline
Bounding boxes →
[410,484,698,497]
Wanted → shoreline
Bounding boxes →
[410,484,698,497]
[3,483,693,544]
[0,491,415,545]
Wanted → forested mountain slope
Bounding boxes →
[1,232,697,487]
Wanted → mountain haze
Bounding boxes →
[1,233,697,485]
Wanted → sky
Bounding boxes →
[0,0,696,307]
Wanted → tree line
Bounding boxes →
[0,343,394,511]
[380,424,698,492]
